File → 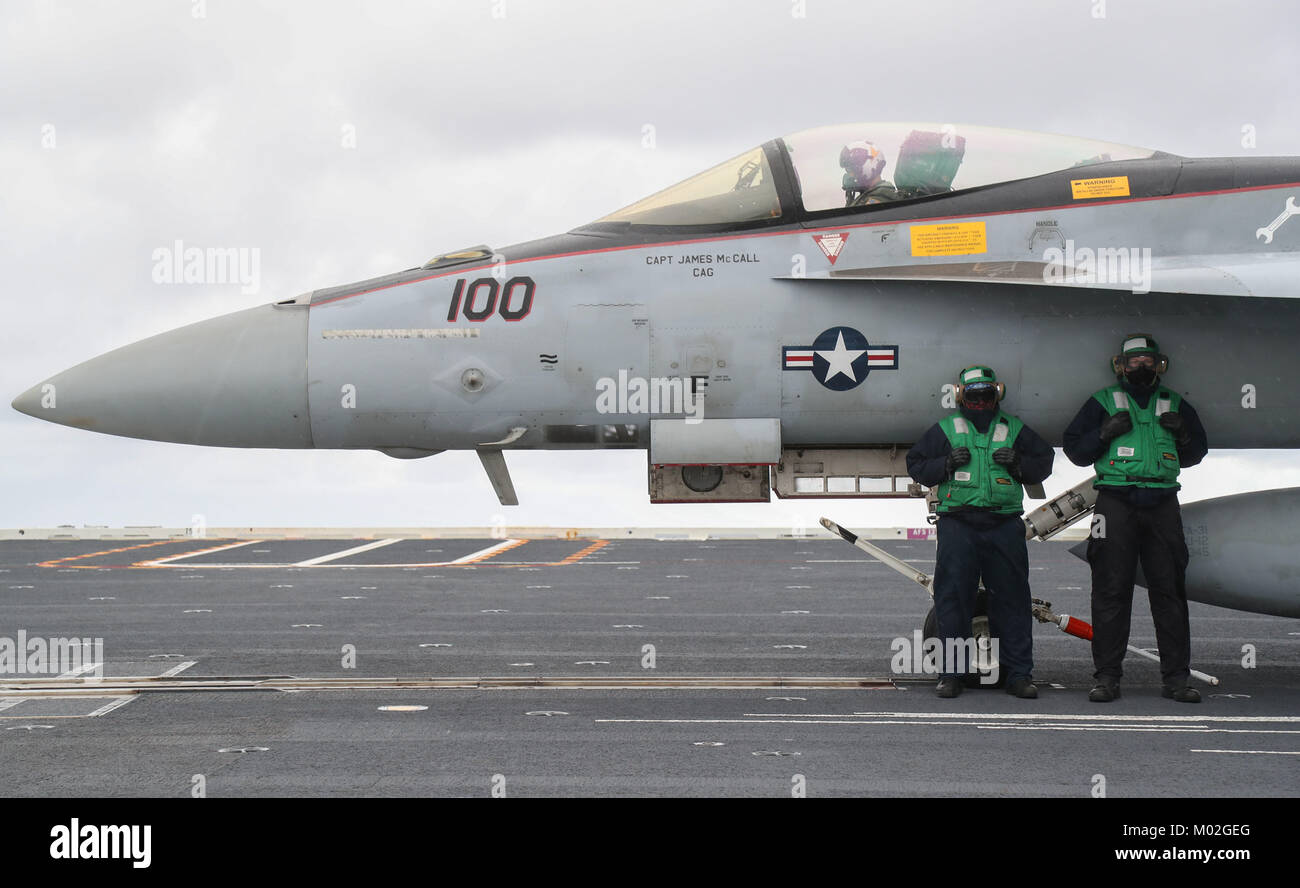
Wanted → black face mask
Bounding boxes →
[959,403,996,432]
[1124,366,1157,389]
[961,387,998,410]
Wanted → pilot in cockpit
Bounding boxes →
[840,140,898,206]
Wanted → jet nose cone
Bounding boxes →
[11,383,45,418]
[13,303,313,447]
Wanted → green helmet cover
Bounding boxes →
[958,365,997,386]
[1119,333,1160,356]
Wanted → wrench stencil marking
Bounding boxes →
[1256,195,1299,244]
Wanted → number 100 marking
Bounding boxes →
[447,276,535,322]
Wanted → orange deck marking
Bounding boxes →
[38,539,177,569]
[551,539,610,565]
[458,538,530,564]
[133,539,266,568]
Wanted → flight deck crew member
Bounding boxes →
[1062,334,1209,704]
[906,366,1054,699]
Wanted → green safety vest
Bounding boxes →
[1091,384,1183,489]
[936,411,1025,515]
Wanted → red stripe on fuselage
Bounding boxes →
[311,181,1300,308]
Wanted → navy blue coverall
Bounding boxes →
[906,411,1055,682]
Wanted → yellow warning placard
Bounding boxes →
[1070,175,1130,199]
[909,222,987,257]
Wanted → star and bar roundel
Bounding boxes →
[783,326,899,391]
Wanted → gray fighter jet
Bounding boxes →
[13,122,1300,617]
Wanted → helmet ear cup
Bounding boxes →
[996,382,1006,402]
[1112,355,1124,377]
[1155,354,1169,375]
[954,382,964,404]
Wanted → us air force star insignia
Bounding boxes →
[782,326,899,391]
[818,330,865,383]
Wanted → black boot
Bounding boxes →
[935,677,963,698]
[1005,677,1038,699]
[1088,681,1121,702]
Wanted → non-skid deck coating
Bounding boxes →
[1,537,1296,797]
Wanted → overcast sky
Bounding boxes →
[3,0,1299,530]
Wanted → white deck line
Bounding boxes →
[152,557,635,568]
[144,539,265,566]
[597,718,1300,736]
[1190,748,1300,755]
[56,661,103,679]
[294,538,403,566]
[84,661,195,717]
[86,697,136,717]
[0,658,106,712]
[184,539,526,569]
[758,711,1300,723]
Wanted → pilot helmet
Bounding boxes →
[840,140,887,192]
[956,365,1005,410]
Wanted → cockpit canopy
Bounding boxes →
[593,144,783,227]
[592,122,1157,228]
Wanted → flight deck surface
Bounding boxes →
[1,537,1295,798]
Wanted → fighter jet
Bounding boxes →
[13,122,1300,618]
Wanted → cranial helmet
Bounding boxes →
[956,365,1005,409]
[1110,333,1169,379]
[840,140,887,192]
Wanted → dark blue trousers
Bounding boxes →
[933,514,1034,682]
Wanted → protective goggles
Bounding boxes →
[962,385,998,406]
[1123,354,1157,370]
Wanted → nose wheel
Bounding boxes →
[921,587,1005,688]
